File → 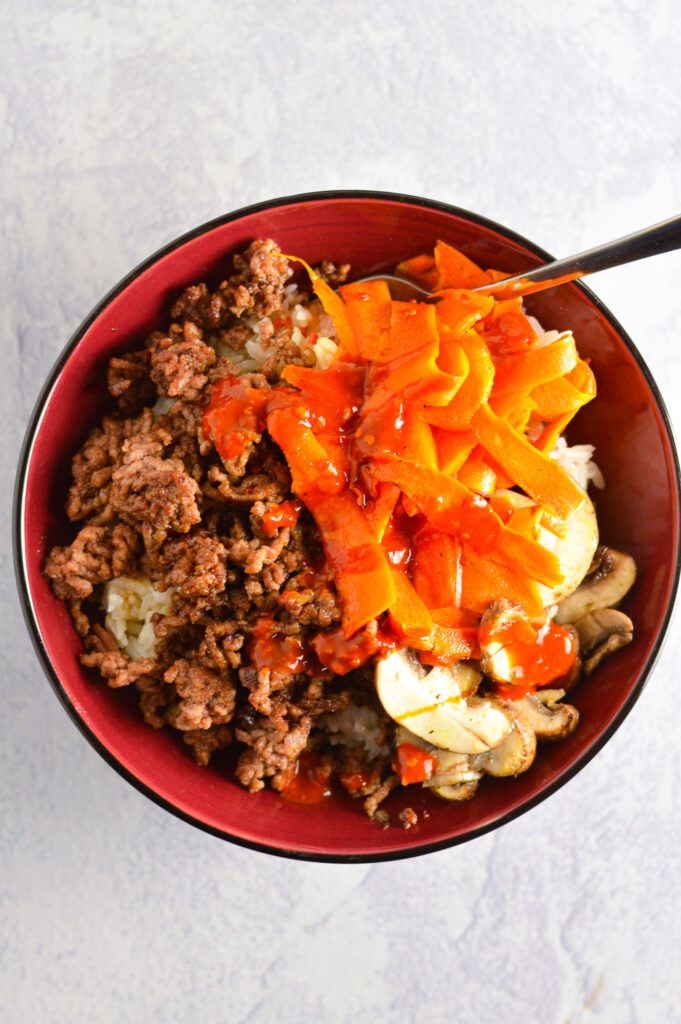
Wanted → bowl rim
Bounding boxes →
[13,188,681,863]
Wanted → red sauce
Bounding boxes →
[479,311,537,355]
[381,519,413,568]
[261,499,303,536]
[281,751,333,804]
[272,315,292,330]
[201,375,269,461]
[480,615,577,697]
[339,768,379,794]
[249,619,310,675]
[312,624,395,675]
[281,362,365,434]
[392,743,438,785]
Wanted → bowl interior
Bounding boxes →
[18,194,680,860]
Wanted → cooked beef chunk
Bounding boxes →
[44,523,137,600]
[171,239,291,327]
[109,436,201,549]
[163,658,236,731]
[80,625,159,689]
[107,350,156,414]
[235,714,312,792]
[149,321,216,400]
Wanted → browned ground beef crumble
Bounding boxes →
[44,240,405,825]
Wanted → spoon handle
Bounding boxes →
[476,214,681,299]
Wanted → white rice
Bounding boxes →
[323,704,390,760]
[102,575,174,659]
[526,314,571,349]
[549,435,605,491]
[212,285,339,373]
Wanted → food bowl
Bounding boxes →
[14,191,680,861]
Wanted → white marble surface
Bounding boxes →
[2,2,681,1021]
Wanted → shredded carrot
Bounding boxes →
[421,330,495,430]
[434,240,492,290]
[492,334,577,396]
[395,253,440,291]
[433,429,477,475]
[340,279,392,361]
[387,567,433,642]
[456,448,498,496]
[471,402,586,522]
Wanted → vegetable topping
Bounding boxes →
[202,241,598,694]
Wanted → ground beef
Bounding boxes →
[109,436,201,549]
[364,775,400,826]
[81,625,160,689]
[65,408,156,524]
[314,260,351,286]
[163,658,236,731]
[148,321,216,400]
[202,464,289,506]
[198,620,245,671]
[183,725,233,766]
[44,523,138,600]
[235,714,312,792]
[170,238,291,328]
[214,322,251,352]
[157,531,228,599]
[44,237,405,828]
[398,807,419,830]
[107,350,156,414]
[228,238,292,318]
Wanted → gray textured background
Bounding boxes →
[3,2,681,1022]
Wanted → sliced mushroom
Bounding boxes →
[375,648,511,755]
[573,608,634,675]
[433,781,479,802]
[426,751,484,788]
[493,488,599,607]
[479,599,580,691]
[394,726,483,790]
[512,689,579,740]
[472,699,536,777]
[554,547,636,624]
[479,599,526,686]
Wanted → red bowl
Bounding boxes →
[14,191,681,861]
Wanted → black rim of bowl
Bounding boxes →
[13,189,681,863]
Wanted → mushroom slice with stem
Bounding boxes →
[472,698,537,777]
[423,749,483,789]
[375,648,512,755]
[511,689,579,740]
[573,608,634,675]
[394,727,483,790]
[554,547,636,625]
[434,781,479,802]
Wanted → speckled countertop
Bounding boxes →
[2,2,681,1021]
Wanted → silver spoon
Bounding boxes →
[356,214,681,301]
